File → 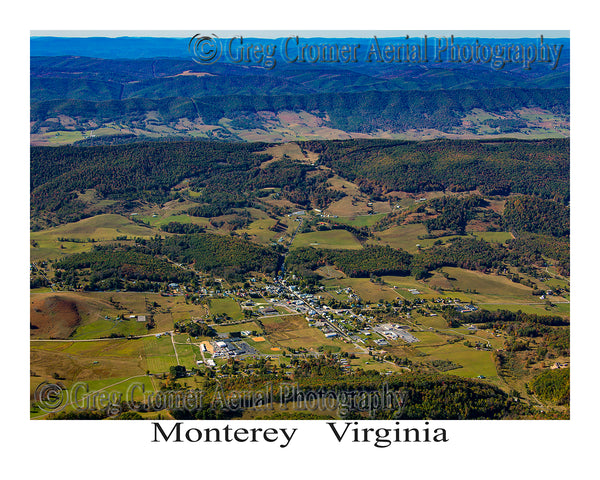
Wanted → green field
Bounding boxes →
[471,231,513,243]
[440,267,535,302]
[334,213,387,228]
[140,213,211,228]
[368,223,428,253]
[214,321,262,334]
[31,214,158,261]
[30,374,157,419]
[71,318,148,340]
[209,297,243,320]
[239,218,281,244]
[244,336,279,354]
[292,229,363,250]
[142,336,178,373]
[417,342,499,380]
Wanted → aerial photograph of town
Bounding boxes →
[29,31,570,422]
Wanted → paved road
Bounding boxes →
[31,330,174,342]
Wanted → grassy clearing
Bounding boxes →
[441,267,535,302]
[141,213,211,228]
[32,214,156,240]
[239,218,280,244]
[369,223,428,253]
[31,214,159,261]
[334,213,387,228]
[349,356,400,373]
[478,302,570,317]
[471,231,513,243]
[380,276,441,300]
[417,342,498,380]
[71,318,148,340]
[208,297,243,320]
[292,229,363,250]
[214,321,261,334]
[257,142,316,167]
[30,374,156,419]
[142,336,178,373]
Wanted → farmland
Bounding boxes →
[30,136,569,420]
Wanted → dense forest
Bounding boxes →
[304,138,569,200]
[530,369,570,405]
[425,195,488,234]
[286,245,413,279]
[54,246,195,290]
[502,195,570,237]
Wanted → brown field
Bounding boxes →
[262,315,358,353]
[29,292,120,339]
[325,195,372,217]
[30,295,82,339]
[30,339,146,381]
[262,315,307,334]
[257,142,317,169]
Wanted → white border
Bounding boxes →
[5,1,598,478]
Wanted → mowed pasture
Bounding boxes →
[292,229,362,250]
[30,214,159,261]
[213,321,261,334]
[416,342,499,380]
[334,213,387,228]
[32,214,157,240]
[208,297,243,320]
[368,223,428,253]
[441,267,535,302]
[141,335,178,373]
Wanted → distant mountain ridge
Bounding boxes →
[30,37,570,144]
